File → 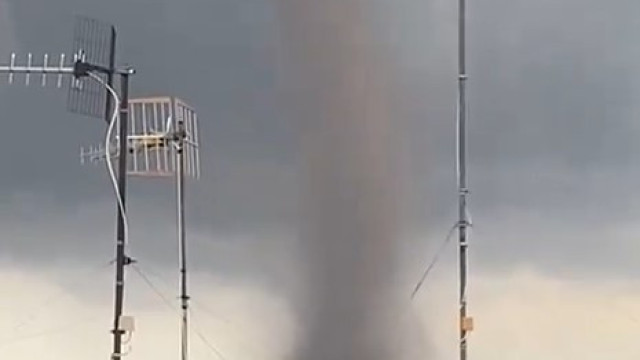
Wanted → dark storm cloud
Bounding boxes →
[466,0,640,275]
[1,0,297,225]
[1,0,640,280]
[0,0,303,297]
[385,0,640,277]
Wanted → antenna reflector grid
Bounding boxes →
[67,15,115,119]
[79,96,200,179]
[174,98,200,179]
[125,97,200,179]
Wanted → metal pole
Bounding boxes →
[112,71,131,360]
[457,0,469,359]
[176,118,189,360]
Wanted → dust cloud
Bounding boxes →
[275,1,432,359]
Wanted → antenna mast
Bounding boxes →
[81,96,200,360]
[0,16,136,360]
[457,0,473,358]
[176,116,189,360]
[112,69,134,360]
[69,17,137,360]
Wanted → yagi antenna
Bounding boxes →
[1,52,75,87]
[79,143,119,165]
[0,16,118,122]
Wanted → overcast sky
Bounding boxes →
[1,0,640,359]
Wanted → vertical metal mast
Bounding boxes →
[457,0,471,359]
[80,96,200,360]
[176,118,190,360]
[112,70,132,360]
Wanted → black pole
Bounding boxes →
[112,71,130,360]
[176,118,189,360]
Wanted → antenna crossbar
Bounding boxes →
[0,51,130,88]
[0,64,74,74]
[0,53,73,87]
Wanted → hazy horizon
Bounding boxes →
[1,0,640,359]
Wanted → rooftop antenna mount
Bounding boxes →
[0,15,136,360]
[80,96,201,360]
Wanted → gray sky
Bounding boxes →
[0,0,637,276]
[0,0,298,262]
[1,0,640,359]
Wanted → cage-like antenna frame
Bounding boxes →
[80,96,200,179]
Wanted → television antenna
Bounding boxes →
[0,15,136,360]
[81,96,201,360]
